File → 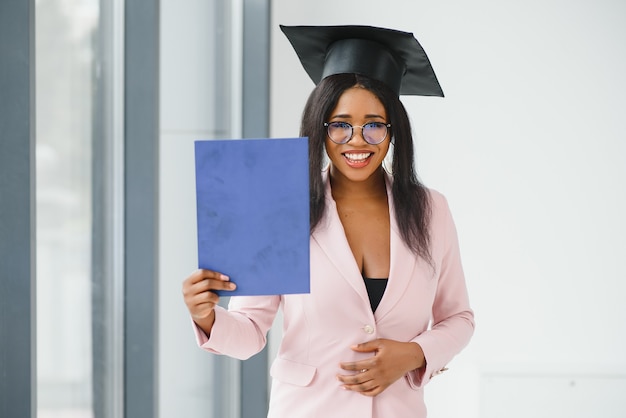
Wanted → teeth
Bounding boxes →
[344,152,372,162]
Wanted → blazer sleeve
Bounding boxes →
[407,192,475,388]
[193,294,281,360]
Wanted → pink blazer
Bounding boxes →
[194,171,474,418]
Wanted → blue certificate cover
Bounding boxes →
[194,137,310,296]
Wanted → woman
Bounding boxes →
[183,25,474,417]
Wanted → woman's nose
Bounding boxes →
[349,126,368,144]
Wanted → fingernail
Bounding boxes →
[220,274,230,280]
[228,282,236,290]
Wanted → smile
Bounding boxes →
[342,152,373,163]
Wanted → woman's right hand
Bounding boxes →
[182,269,236,335]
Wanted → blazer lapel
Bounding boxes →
[311,170,370,306]
[374,174,418,322]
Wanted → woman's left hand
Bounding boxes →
[337,339,425,396]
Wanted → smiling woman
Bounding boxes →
[182,24,474,418]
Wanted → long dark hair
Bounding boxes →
[300,73,432,262]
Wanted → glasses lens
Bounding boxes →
[363,122,388,144]
[327,122,351,144]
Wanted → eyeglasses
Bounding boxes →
[323,121,392,145]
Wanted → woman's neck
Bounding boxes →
[329,166,387,200]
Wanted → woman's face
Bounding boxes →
[325,86,391,184]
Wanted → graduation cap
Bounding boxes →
[280,24,444,97]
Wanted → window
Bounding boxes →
[36,0,121,416]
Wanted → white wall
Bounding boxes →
[271,1,626,417]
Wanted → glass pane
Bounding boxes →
[36,0,99,417]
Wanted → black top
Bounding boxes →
[363,277,388,313]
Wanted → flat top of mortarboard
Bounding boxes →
[280,24,444,97]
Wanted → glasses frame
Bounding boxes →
[323,121,392,145]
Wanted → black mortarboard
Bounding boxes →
[280,24,444,97]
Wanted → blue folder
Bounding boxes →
[194,137,310,296]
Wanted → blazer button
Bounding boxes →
[363,324,374,334]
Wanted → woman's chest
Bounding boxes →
[336,199,390,278]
